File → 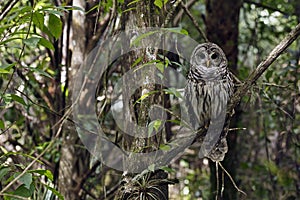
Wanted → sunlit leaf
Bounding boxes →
[155,62,164,73]
[135,90,158,104]
[127,0,140,6]
[154,0,163,9]
[153,119,162,132]
[159,144,171,151]
[162,27,189,35]
[28,169,54,181]
[0,69,11,74]
[148,119,162,136]
[132,57,142,67]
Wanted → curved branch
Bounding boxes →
[229,22,300,112]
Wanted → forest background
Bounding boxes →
[0,0,299,199]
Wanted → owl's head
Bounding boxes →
[189,43,228,81]
[190,43,227,69]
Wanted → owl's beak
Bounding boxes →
[206,60,210,68]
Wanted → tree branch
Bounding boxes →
[229,22,300,112]
[180,1,208,42]
[173,0,197,26]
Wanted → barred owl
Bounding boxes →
[185,43,234,162]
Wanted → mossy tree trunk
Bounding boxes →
[114,0,169,199]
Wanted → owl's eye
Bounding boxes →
[211,52,219,60]
[198,52,206,59]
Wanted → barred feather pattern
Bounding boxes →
[185,43,234,162]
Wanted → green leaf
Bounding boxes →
[0,120,4,129]
[153,120,162,132]
[24,37,41,47]
[134,90,158,104]
[28,169,53,181]
[0,37,22,45]
[38,37,54,50]
[48,14,62,40]
[10,94,27,106]
[17,173,33,189]
[162,27,189,35]
[32,12,44,30]
[13,184,32,198]
[131,57,142,67]
[29,67,53,78]
[163,88,182,98]
[127,0,140,6]
[160,166,175,173]
[0,167,10,180]
[159,144,171,151]
[0,62,16,71]
[148,119,162,136]
[154,0,163,9]
[0,69,11,74]
[155,62,164,73]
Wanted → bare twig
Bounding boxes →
[180,1,209,42]
[0,0,18,22]
[229,22,300,112]
[218,162,247,197]
[173,0,197,26]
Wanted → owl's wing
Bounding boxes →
[184,80,210,132]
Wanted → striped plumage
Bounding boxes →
[185,43,234,161]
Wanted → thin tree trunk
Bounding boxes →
[58,0,90,199]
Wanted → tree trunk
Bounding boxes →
[205,0,242,199]
[114,0,169,199]
[58,0,90,199]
